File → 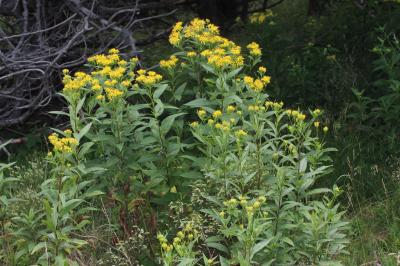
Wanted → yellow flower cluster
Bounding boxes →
[249,10,274,24]
[160,55,178,69]
[313,108,321,116]
[63,48,137,99]
[212,110,222,119]
[169,18,244,70]
[265,101,284,110]
[197,109,207,119]
[136,69,162,86]
[182,18,220,44]
[286,109,306,121]
[245,196,266,215]
[187,51,197,57]
[48,131,78,154]
[258,66,267,73]
[108,67,126,80]
[235,129,247,139]
[157,234,173,252]
[62,71,92,94]
[87,49,121,66]
[248,104,265,112]
[247,42,262,56]
[105,87,123,101]
[157,223,198,253]
[190,121,199,128]
[169,22,183,46]
[221,195,266,216]
[215,120,232,132]
[227,105,236,113]
[243,75,270,92]
[206,52,244,69]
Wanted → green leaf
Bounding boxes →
[306,188,331,196]
[76,95,86,113]
[219,256,230,266]
[200,63,216,74]
[251,239,271,258]
[184,98,212,108]
[282,237,294,247]
[226,67,242,79]
[205,235,225,243]
[174,82,186,101]
[61,199,83,215]
[83,190,105,198]
[153,84,168,100]
[160,113,186,135]
[31,242,46,255]
[78,142,94,157]
[299,157,308,172]
[154,99,164,117]
[207,242,229,254]
[75,122,92,141]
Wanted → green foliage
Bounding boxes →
[19,5,400,263]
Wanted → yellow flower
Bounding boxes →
[96,95,105,101]
[243,76,254,87]
[235,129,247,138]
[130,57,139,65]
[297,113,306,121]
[170,186,177,193]
[314,121,320,128]
[215,123,222,129]
[240,199,247,206]
[136,70,162,86]
[208,119,215,125]
[247,42,262,56]
[253,201,261,209]
[227,105,235,113]
[92,84,101,91]
[63,129,72,136]
[169,21,183,46]
[177,231,184,238]
[253,79,264,92]
[121,80,131,87]
[105,88,123,100]
[190,121,199,128]
[187,51,197,57]
[261,76,271,85]
[48,133,79,154]
[246,206,254,214]
[323,126,329,133]
[197,109,207,118]
[108,48,120,54]
[212,110,222,119]
[258,66,267,73]
[118,60,127,66]
[160,55,178,69]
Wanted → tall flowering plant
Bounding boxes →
[17,17,348,265]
